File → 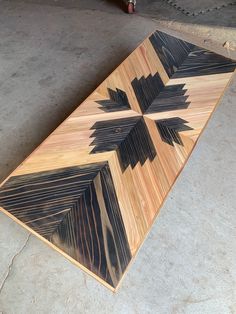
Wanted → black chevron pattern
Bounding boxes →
[96,88,131,112]
[156,117,193,146]
[144,83,190,114]
[89,116,156,171]
[172,47,236,78]
[149,31,236,79]
[131,73,164,113]
[0,163,132,288]
[149,30,195,78]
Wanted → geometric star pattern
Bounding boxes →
[0,30,235,291]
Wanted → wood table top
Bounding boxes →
[0,30,235,291]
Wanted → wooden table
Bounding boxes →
[0,30,235,291]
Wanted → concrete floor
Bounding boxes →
[0,0,236,313]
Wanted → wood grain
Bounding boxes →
[0,30,235,290]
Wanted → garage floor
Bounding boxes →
[0,0,235,313]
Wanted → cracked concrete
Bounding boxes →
[0,235,30,295]
[0,0,236,313]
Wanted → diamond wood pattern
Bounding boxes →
[0,30,235,291]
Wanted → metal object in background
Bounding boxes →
[127,0,136,13]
